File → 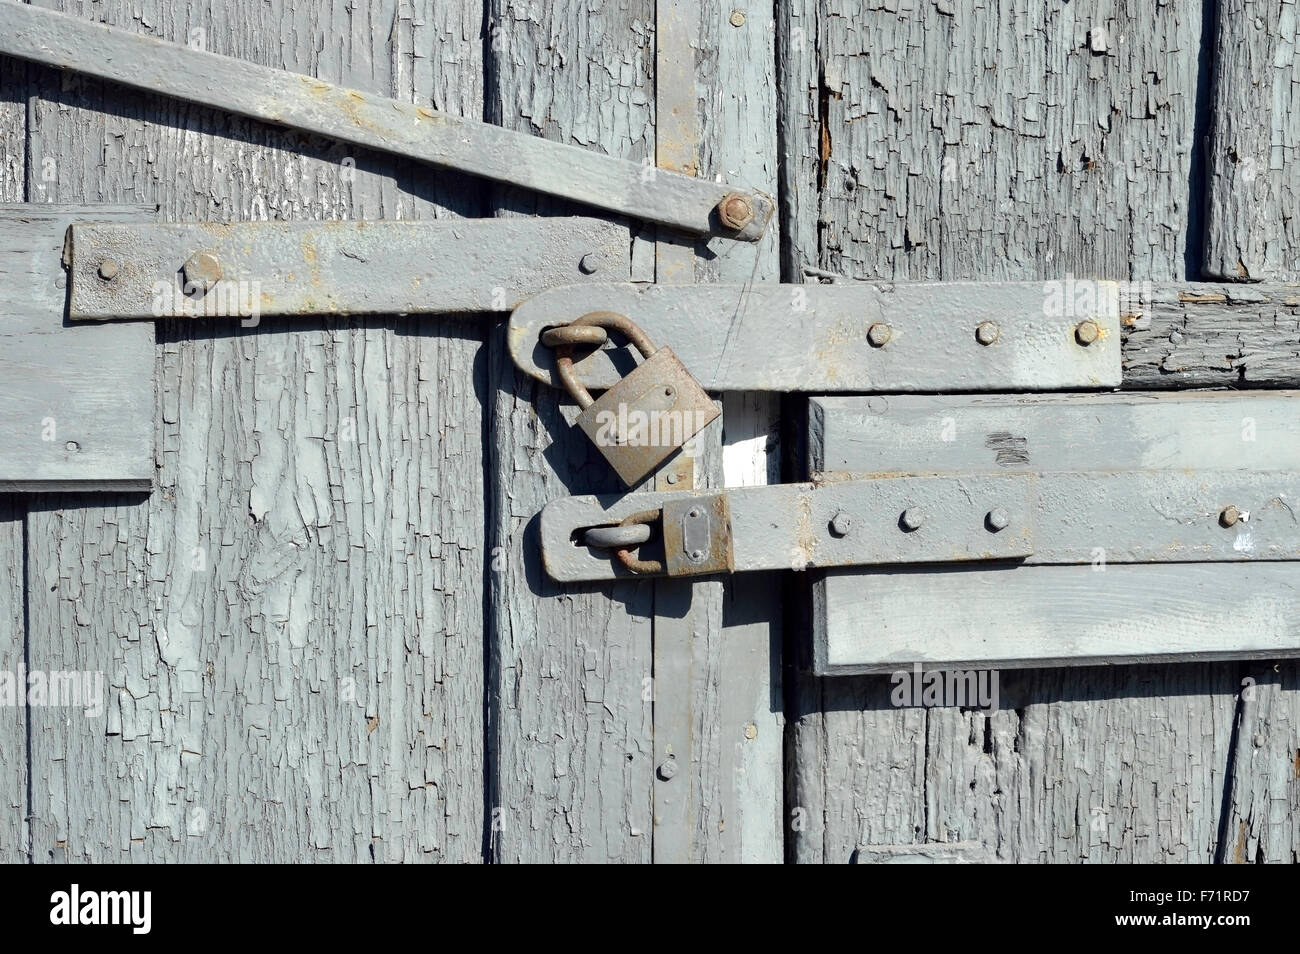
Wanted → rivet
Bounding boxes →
[688,507,702,519]
[689,548,705,561]
[97,260,119,281]
[1075,320,1100,345]
[867,322,892,347]
[64,440,80,453]
[986,507,1010,531]
[729,10,746,27]
[1220,506,1242,528]
[181,251,223,293]
[578,252,600,275]
[900,508,924,531]
[829,511,853,537]
[657,759,678,780]
[717,193,755,231]
[666,472,681,485]
[975,321,1000,346]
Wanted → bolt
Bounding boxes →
[181,251,223,293]
[1075,320,1100,345]
[688,507,702,519]
[578,252,600,275]
[986,507,1010,531]
[829,511,853,537]
[975,321,1000,346]
[657,759,678,780]
[689,549,705,561]
[900,508,924,531]
[729,10,746,27]
[867,323,892,347]
[666,472,680,485]
[717,193,755,231]
[97,260,119,281]
[1220,506,1242,528]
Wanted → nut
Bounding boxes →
[717,193,755,231]
[1220,506,1242,528]
[986,507,1010,531]
[578,252,600,275]
[657,759,678,781]
[181,251,223,293]
[867,323,892,347]
[97,260,119,281]
[900,508,924,531]
[975,321,1000,346]
[829,511,853,537]
[1075,320,1100,345]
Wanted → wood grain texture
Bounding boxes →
[21,0,487,862]
[782,0,1259,863]
[486,0,657,863]
[1202,0,1300,280]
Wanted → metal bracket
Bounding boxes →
[67,218,631,321]
[510,282,1121,392]
[0,0,773,242]
[542,475,1035,582]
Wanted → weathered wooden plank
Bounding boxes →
[0,0,774,241]
[23,0,486,862]
[1202,0,1300,280]
[784,0,1237,863]
[0,204,154,491]
[0,497,26,862]
[486,0,656,863]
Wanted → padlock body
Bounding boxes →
[575,347,719,486]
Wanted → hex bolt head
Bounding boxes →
[1220,506,1242,528]
[975,321,1000,346]
[867,323,892,347]
[657,759,678,780]
[986,507,1010,531]
[717,193,755,231]
[829,511,853,537]
[1075,320,1101,345]
[578,252,600,275]
[899,508,924,531]
[97,259,119,281]
[181,251,223,293]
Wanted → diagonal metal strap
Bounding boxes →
[0,0,774,242]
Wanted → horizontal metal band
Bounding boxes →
[67,218,630,321]
[0,1,771,241]
[542,475,1035,582]
[509,282,1121,392]
[542,471,1300,582]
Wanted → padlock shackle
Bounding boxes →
[541,311,658,409]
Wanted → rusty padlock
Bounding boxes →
[542,311,719,487]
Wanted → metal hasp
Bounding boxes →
[66,218,631,320]
[509,282,1122,392]
[810,392,1300,674]
[0,0,773,242]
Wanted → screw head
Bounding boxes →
[717,193,755,231]
[97,260,119,281]
[1220,506,1242,528]
[657,759,678,780]
[1075,320,1100,345]
[986,507,1010,531]
[899,508,924,531]
[975,321,1000,346]
[578,252,600,275]
[867,322,892,347]
[729,10,746,26]
[181,251,223,293]
[829,511,853,537]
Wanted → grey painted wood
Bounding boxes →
[0,497,26,862]
[21,0,485,862]
[68,217,632,320]
[782,0,1252,863]
[1202,0,1300,281]
[510,281,1121,391]
[486,0,657,864]
[0,204,154,491]
[0,0,774,241]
